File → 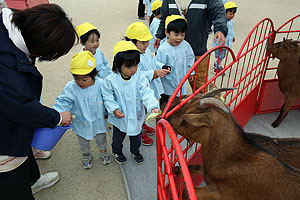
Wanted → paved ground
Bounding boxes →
[33,0,299,199]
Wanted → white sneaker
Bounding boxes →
[31,172,59,194]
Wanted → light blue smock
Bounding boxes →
[148,17,167,53]
[139,48,164,99]
[212,20,234,48]
[80,48,112,79]
[143,0,152,17]
[156,40,195,96]
[53,77,107,140]
[102,70,159,136]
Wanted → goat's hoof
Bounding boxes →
[271,121,279,128]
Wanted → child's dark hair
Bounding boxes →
[226,7,237,13]
[149,8,161,26]
[72,68,98,80]
[124,37,137,45]
[166,19,187,33]
[80,29,100,45]
[112,50,140,73]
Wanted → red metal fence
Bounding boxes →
[156,14,300,200]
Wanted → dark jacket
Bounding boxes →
[156,0,228,56]
[0,14,60,156]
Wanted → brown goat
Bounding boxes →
[267,38,300,128]
[166,89,300,200]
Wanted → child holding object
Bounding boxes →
[212,2,237,73]
[101,41,160,165]
[156,15,195,106]
[53,51,111,169]
[76,22,112,79]
[125,22,170,145]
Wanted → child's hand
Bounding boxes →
[156,69,170,78]
[151,108,160,113]
[114,109,125,119]
[60,111,72,126]
[188,75,194,82]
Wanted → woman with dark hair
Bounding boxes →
[0,4,77,199]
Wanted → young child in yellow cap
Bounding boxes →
[76,22,112,79]
[156,15,195,106]
[101,41,160,165]
[53,51,111,169]
[148,0,166,53]
[125,22,170,146]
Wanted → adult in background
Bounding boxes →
[138,0,146,20]
[0,4,76,199]
[154,0,228,91]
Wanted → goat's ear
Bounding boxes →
[183,113,212,127]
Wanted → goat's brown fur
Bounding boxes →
[167,93,300,200]
[267,38,300,128]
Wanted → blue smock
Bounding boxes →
[212,20,234,48]
[156,40,195,96]
[53,77,107,140]
[102,70,159,136]
[80,48,112,79]
[149,17,167,53]
[143,0,152,17]
[139,48,164,99]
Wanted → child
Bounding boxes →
[148,0,166,54]
[125,22,170,145]
[101,41,160,165]
[53,51,111,169]
[156,15,195,106]
[212,2,237,73]
[76,22,112,79]
[143,0,152,20]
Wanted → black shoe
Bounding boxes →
[132,152,144,165]
[138,16,145,20]
[113,153,127,164]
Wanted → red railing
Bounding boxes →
[156,14,300,200]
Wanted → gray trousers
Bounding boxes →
[77,133,108,155]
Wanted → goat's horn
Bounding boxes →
[202,88,237,98]
[200,97,231,114]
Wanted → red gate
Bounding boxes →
[156,14,300,200]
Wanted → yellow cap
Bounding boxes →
[151,0,162,11]
[76,22,97,38]
[224,2,237,10]
[113,41,141,57]
[126,22,153,41]
[70,51,96,75]
[165,15,187,28]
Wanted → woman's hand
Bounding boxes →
[60,111,72,126]
[114,109,125,119]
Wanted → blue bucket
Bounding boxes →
[31,123,72,151]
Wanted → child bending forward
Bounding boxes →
[102,41,160,165]
[54,51,111,169]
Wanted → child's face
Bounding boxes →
[120,64,138,79]
[83,33,100,54]
[74,74,94,89]
[136,41,149,54]
[226,11,235,21]
[165,30,185,46]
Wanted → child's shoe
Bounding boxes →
[100,151,111,165]
[213,63,225,75]
[113,152,127,164]
[31,172,59,194]
[132,152,144,165]
[143,123,155,135]
[141,131,153,146]
[82,153,92,169]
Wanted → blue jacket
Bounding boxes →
[0,14,60,156]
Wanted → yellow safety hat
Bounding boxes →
[151,0,162,11]
[224,2,237,10]
[126,22,153,41]
[113,41,141,57]
[165,15,187,28]
[76,22,97,38]
[70,51,96,75]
